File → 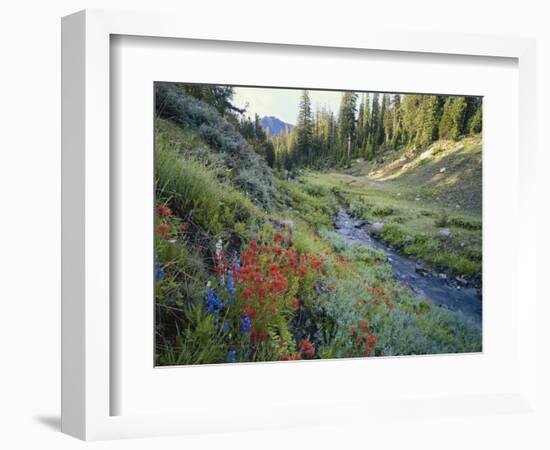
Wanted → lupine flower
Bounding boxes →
[227,349,237,363]
[226,268,236,296]
[155,255,164,281]
[221,320,230,333]
[204,287,223,316]
[240,315,252,334]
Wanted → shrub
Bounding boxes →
[449,216,482,230]
[434,211,450,227]
[372,205,397,217]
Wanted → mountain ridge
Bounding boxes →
[260,116,293,136]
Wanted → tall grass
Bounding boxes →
[156,139,258,236]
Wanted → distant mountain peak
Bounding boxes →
[260,116,293,136]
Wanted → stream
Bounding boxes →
[335,209,482,323]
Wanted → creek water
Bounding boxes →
[335,209,482,323]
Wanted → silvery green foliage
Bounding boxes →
[378,307,481,356]
[317,229,349,253]
[316,278,369,358]
[375,308,442,356]
[156,82,276,208]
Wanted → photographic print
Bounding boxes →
[154,82,482,366]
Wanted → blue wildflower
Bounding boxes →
[227,349,237,363]
[221,320,230,333]
[240,315,252,334]
[155,255,164,281]
[204,287,223,316]
[233,257,241,275]
[226,268,236,297]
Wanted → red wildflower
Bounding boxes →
[157,204,172,217]
[178,223,185,232]
[359,320,369,333]
[291,298,300,309]
[300,338,315,358]
[251,328,268,343]
[243,286,254,299]
[281,352,302,361]
[157,223,170,239]
[268,263,280,275]
[274,232,283,243]
[365,334,377,355]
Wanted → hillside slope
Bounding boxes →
[155,83,276,209]
[346,135,482,213]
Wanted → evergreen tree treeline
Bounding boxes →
[271,91,482,170]
[169,84,482,172]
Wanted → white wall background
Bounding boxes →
[0,1,547,449]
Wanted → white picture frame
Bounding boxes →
[61,9,537,441]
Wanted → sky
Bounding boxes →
[232,86,348,125]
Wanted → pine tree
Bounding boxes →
[337,92,358,161]
[391,94,402,147]
[469,104,483,134]
[295,90,314,165]
[357,98,365,152]
[439,97,467,141]
[400,94,422,145]
[383,94,393,144]
[416,96,441,148]
[369,93,380,154]
[376,94,386,146]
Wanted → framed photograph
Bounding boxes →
[153,81,483,368]
[62,9,537,440]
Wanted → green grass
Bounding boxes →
[275,177,339,230]
[156,121,260,237]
